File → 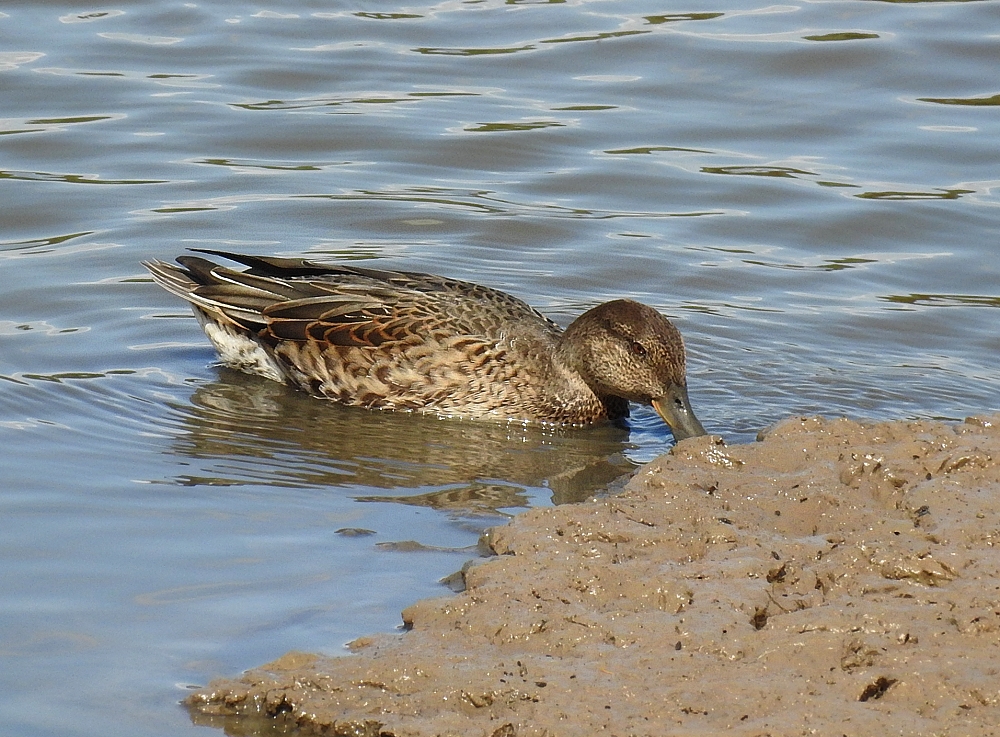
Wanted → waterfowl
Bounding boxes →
[143,250,707,439]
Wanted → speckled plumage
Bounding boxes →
[143,250,706,437]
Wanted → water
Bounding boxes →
[2,1,998,735]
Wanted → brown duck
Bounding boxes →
[143,250,707,439]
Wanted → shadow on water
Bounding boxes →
[165,368,641,509]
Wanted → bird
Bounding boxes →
[143,250,707,440]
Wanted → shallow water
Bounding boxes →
[1,1,997,735]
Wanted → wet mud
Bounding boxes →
[187,415,1000,736]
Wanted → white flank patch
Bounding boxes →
[202,321,285,383]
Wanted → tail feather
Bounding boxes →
[204,264,326,302]
[188,248,333,277]
[142,257,274,329]
[142,259,200,302]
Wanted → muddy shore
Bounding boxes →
[187,415,1000,736]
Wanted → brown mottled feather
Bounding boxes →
[143,250,707,436]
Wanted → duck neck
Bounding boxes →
[552,326,627,421]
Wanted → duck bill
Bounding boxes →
[652,385,707,441]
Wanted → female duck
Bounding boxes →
[144,250,707,440]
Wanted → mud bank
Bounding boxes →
[187,415,1000,737]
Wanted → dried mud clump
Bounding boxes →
[187,415,1000,737]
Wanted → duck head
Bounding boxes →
[558,299,707,441]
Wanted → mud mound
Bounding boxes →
[187,415,1000,737]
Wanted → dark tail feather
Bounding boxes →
[187,249,333,277]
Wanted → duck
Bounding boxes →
[143,250,707,440]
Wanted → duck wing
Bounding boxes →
[144,249,561,350]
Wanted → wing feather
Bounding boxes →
[145,250,562,351]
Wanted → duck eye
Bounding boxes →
[630,340,647,357]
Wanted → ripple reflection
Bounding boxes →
[165,370,638,508]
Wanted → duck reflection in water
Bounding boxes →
[144,250,707,441]
[170,372,638,507]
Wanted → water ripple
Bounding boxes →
[58,10,126,24]
[0,114,122,136]
[139,188,727,221]
[918,93,1000,107]
[0,169,166,185]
